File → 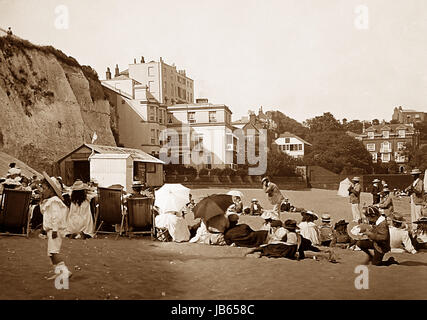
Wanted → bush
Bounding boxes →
[184,166,197,176]
[210,168,222,176]
[236,168,247,177]
[199,168,209,176]
[220,167,234,176]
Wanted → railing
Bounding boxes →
[101,82,133,100]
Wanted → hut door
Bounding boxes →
[73,160,90,182]
[65,161,74,186]
[133,162,146,184]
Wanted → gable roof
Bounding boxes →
[276,132,312,146]
[57,144,164,164]
[365,123,415,133]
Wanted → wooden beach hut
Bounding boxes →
[56,144,164,190]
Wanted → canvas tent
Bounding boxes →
[337,177,352,197]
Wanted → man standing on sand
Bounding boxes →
[405,168,424,231]
[261,176,284,215]
[371,179,381,205]
[348,177,362,222]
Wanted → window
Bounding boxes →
[149,106,155,122]
[368,131,374,139]
[205,155,212,170]
[148,67,154,76]
[367,143,375,151]
[146,163,156,173]
[188,112,196,123]
[371,152,377,162]
[382,130,389,139]
[381,141,391,152]
[209,111,217,123]
[150,129,156,144]
[397,142,405,150]
[298,144,303,151]
[398,130,406,138]
[194,133,203,151]
[159,109,163,124]
[285,138,290,143]
[415,114,420,119]
[382,153,391,162]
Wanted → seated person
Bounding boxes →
[189,214,228,245]
[318,214,333,246]
[389,213,416,254]
[356,207,398,266]
[298,211,320,246]
[411,217,427,251]
[249,198,263,215]
[155,208,190,243]
[259,210,281,231]
[331,220,357,248]
[224,214,269,248]
[280,198,292,212]
[182,194,196,218]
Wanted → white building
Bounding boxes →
[275,132,312,158]
[164,99,237,169]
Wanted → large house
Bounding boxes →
[103,57,194,106]
[392,106,426,124]
[359,123,420,170]
[165,99,238,170]
[274,132,312,158]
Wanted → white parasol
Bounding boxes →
[154,184,190,214]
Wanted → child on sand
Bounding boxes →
[318,214,333,246]
[39,172,71,280]
[298,211,320,246]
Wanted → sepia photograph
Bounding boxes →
[0,0,426,310]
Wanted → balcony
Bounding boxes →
[380,148,392,153]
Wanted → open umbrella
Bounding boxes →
[227,190,244,199]
[154,183,190,214]
[193,194,234,222]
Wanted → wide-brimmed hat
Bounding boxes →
[284,219,298,230]
[383,188,390,193]
[321,214,331,222]
[7,167,21,176]
[71,180,89,191]
[410,168,422,175]
[334,220,349,229]
[363,206,380,217]
[3,177,21,186]
[391,213,405,223]
[372,179,380,183]
[261,210,280,221]
[251,198,258,202]
[414,217,427,224]
[42,171,63,200]
[352,177,360,182]
[301,210,319,220]
[227,213,239,223]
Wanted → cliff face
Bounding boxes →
[0,36,116,172]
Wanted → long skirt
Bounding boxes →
[255,244,298,259]
[224,224,268,247]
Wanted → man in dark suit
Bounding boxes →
[357,206,398,266]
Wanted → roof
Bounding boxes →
[89,153,164,163]
[276,132,312,146]
[0,151,42,179]
[57,144,164,164]
[365,123,416,133]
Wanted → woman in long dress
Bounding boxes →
[66,180,96,239]
[298,211,320,246]
[155,209,190,242]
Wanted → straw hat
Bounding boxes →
[321,214,331,222]
[383,188,390,193]
[42,171,63,200]
[261,210,280,221]
[391,213,405,223]
[8,167,21,176]
[132,180,143,187]
[372,179,380,183]
[352,177,360,182]
[410,168,422,175]
[251,198,258,202]
[71,180,89,191]
[261,177,270,183]
[414,217,427,224]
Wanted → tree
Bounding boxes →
[266,145,302,177]
[266,110,310,139]
[303,131,373,174]
[402,143,427,172]
[303,112,343,133]
[372,119,380,126]
[343,120,364,134]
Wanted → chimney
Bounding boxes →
[134,58,136,64]
[106,67,111,80]
[141,56,145,63]
[114,64,119,77]
[249,112,256,123]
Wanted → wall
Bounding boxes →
[90,157,128,191]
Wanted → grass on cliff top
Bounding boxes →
[0,35,99,81]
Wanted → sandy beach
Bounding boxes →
[1,188,426,300]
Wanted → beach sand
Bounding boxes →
[1,188,426,300]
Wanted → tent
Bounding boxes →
[337,178,352,197]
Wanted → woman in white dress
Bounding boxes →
[66,180,97,239]
[298,211,320,246]
[154,209,190,242]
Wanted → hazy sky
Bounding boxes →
[1,0,426,123]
